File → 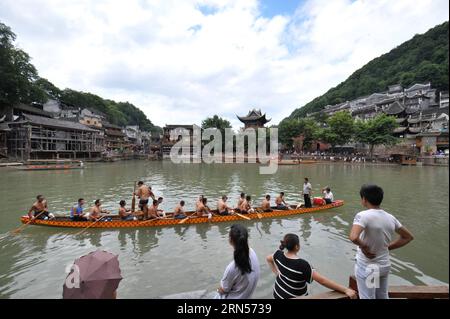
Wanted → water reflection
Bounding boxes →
[0,162,448,298]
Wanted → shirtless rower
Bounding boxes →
[196,197,213,219]
[173,201,187,219]
[195,195,204,211]
[89,199,109,221]
[134,181,155,218]
[239,195,254,214]
[118,200,136,221]
[147,199,162,220]
[235,192,245,213]
[28,195,55,220]
[275,192,290,210]
[217,195,232,216]
[261,195,272,212]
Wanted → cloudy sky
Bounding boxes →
[1,0,448,129]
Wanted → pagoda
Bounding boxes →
[236,109,271,129]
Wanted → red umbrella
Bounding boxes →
[63,250,122,299]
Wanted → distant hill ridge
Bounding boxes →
[284,21,449,121]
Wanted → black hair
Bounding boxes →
[158,197,163,202]
[152,199,159,205]
[119,200,126,207]
[246,195,251,201]
[180,200,185,206]
[95,199,100,205]
[326,187,331,192]
[265,194,270,199]
[240,192,245,198]
[137,181,144,185]
[229,224,251,275]
[36,195,43,200]
[78,198,84,203]
[280,192,285,196]
[202,197,208,204]
[279,233,300,251]
[304,178,309,182]
[360,184,384,206]
[222,195,227,200]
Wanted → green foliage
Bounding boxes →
[0,21,161,133]
[201,115,232,131]
[319,111,355,147]
[354,114,399,158]
[0,22,46,107]
[287,21,449,120]
[278,117,320,149]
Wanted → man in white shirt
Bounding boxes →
[349,184,414,299]
[322,187,334,204]
[302,178,312,208]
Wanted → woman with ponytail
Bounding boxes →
[216,224,260,299]
[266,233,357,299]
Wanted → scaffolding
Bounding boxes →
[7,116,104,161]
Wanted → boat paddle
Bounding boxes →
[230,209,251,220]
[74,213,112,236]
[254,208,263,219]
[12,211,48,234]
[131,181,137,213]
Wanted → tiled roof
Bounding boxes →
[21,114,98,132]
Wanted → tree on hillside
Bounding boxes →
[0,22,46,107]
[278,118,319,150]
[354,114,399,159]
[318,111,355,149]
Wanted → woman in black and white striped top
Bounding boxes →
[266,234,357,299]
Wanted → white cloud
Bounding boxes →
[0,0,448,129]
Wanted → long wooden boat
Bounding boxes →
[275,160,317,165]
[20,200,344,229]
[17,160,84,171]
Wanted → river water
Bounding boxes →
[0,161,448,298]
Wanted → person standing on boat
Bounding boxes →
[266,233,357,299]
[118,200,136,221]
[218,196,232,216]
[134,181,155,219]
[89,199,108,221]
[303,178,313,208]
[71,198,87,221]
[322,187,334,204]
[275,192,290,210]
[261,195,272,212]
[174,201,187,219]
[349,184,414,299]
[28,195,55,220]
[216,224,260,299]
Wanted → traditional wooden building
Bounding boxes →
[162,124,196,158]
[237,109,271,129]
[6,114,103,161]
[103,122,126,151]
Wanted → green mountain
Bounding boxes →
[0,22,161,133]
[285,21,449,121]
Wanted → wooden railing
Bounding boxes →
[298,276,449,299]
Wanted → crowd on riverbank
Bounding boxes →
[62,184,414,299]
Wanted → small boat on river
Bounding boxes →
[20,200,344,229]
[275,159,317,165]
[17,159,84,171]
